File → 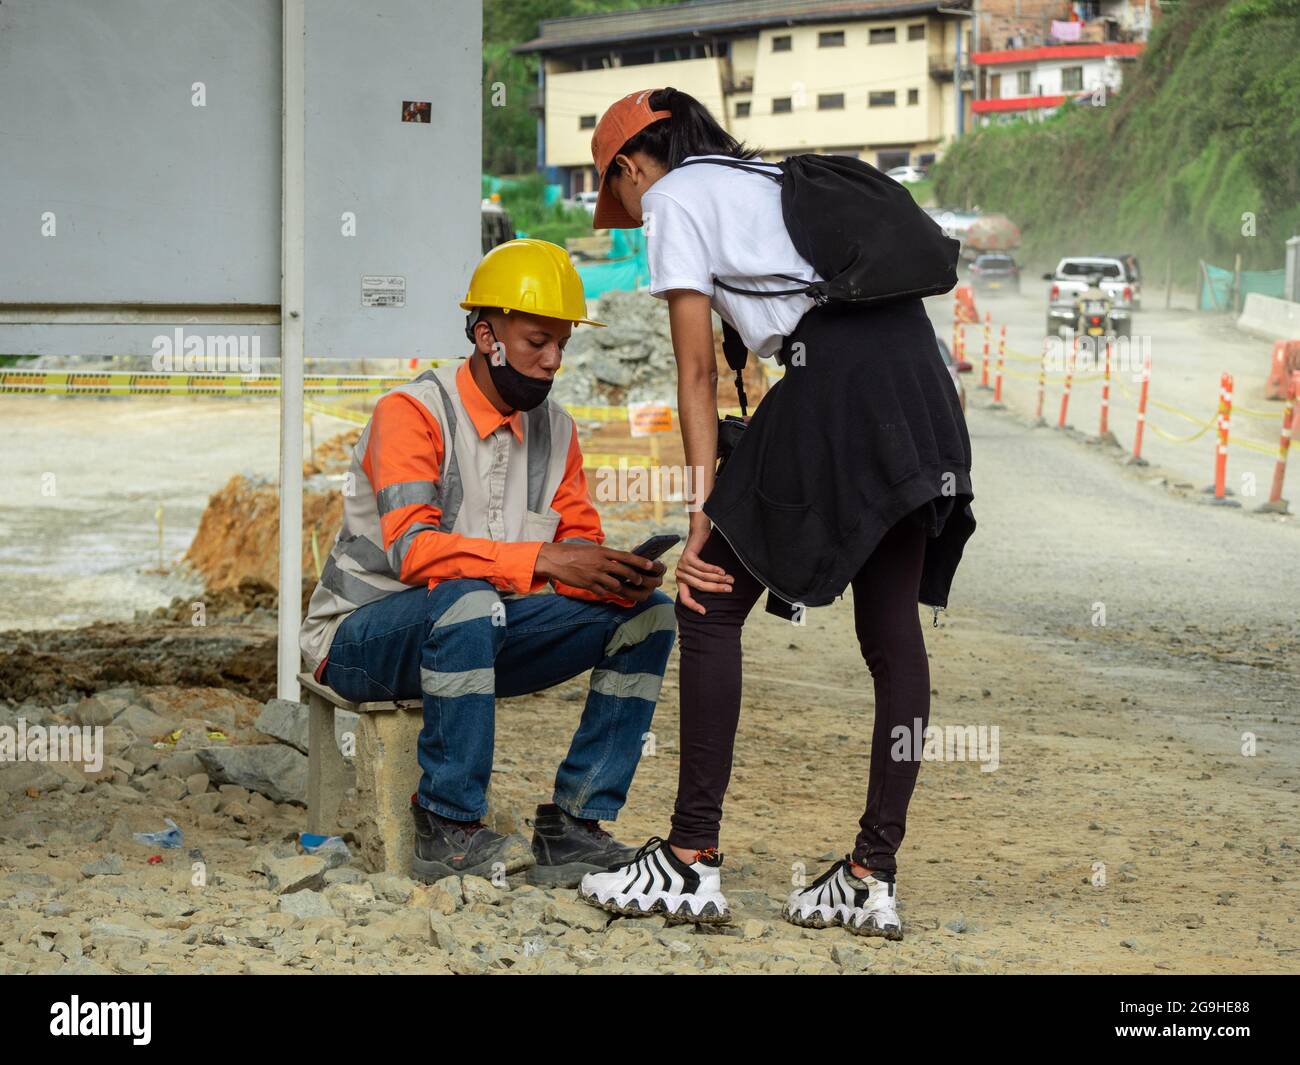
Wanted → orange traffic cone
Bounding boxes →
[954,286,979,325]
[1265,340,1300,400]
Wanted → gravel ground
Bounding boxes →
[2,327,1297,973]
[3,386,1297,973]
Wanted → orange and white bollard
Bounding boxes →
[1207,372,1241,507]
[979,312,992,390]
[990,324,1006,408]
[1057,334,1077,430]
[1099,340,1110,435]
[1032,339,1047,426]
[1090,339,1118,446]
[1127,348,1151,466]
[1257,370,1298,514]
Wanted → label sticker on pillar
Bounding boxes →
[402,101,431,124]
[362,275,406,308]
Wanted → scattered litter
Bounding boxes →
[153,729,185,749]
[299,832,349,858]
[147,855,163,865]
[206,730,227,741]
[132,817,183,849]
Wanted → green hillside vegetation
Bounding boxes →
[483,0,682,175]
[933,0,1300,281]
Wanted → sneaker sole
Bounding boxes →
[577,889,732,926]
[782,905,903,941]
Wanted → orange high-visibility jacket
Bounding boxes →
[300,359,628,675]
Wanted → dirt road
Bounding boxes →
[935,285,1292,502]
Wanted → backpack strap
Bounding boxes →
[719,319,749,416]
[714,274,823,300]
[675,157,783,184]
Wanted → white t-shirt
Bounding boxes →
[643,155,821,358]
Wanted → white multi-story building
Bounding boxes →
[516,0,979,197]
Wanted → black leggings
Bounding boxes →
[668,514,931,874]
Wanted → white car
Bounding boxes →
[573,190,599,214]
[886,165,927,184]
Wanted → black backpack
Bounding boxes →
[678,154,959,413]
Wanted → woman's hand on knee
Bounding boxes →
[675,518,733,614]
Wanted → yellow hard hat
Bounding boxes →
[460,238,604,328]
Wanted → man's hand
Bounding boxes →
[536,542,666,602]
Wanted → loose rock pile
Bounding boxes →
[0,684,873,974]
[552,290,683,407]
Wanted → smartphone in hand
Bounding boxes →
[620,534,681,585]
[629,533,681,562]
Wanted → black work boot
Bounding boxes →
[410,800,534,882]
[526,802,638,887]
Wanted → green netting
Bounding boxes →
[1199,260,1286,312]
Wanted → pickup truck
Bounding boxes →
[1043,257,1135,337]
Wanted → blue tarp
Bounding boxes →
[577,229,650,298]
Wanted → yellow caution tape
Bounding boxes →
[567,404,633,422]
[1232,402,1287,421]
[1232,436,1287,456]
[0,370,421,396]
[581,452,656,468]
[1003,346,1048,363]
[1146,421,1216,444]
[306,400,370,425]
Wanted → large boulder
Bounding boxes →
[196,744,307,805]
[254,698,358,756]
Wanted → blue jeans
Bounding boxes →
[323,580,675,823]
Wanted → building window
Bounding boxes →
[907,88,919,105]
[869,27,897,44]
[818,30,845,47]
[818,93,845,110]
[1017,70,1032,95]
[1061,66,1083,92]
[735,101,751,118]
[772,96,793,114]
[578,114,596,129]
[772,34,792,52]
[868,91,897,107]
[908,23,925,41]
[621,47,654,66]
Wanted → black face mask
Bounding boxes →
[480,322,553,412]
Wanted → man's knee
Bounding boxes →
[425,579,507,635]
[604,590,676,659]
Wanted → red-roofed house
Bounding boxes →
[971,41,1144,124]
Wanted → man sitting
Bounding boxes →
[300,239,675,887]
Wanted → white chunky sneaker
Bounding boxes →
[577,837,731,925]
[782,857,903,941]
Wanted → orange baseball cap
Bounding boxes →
[590,89,672,230]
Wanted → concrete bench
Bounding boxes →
[298,672,422,874]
